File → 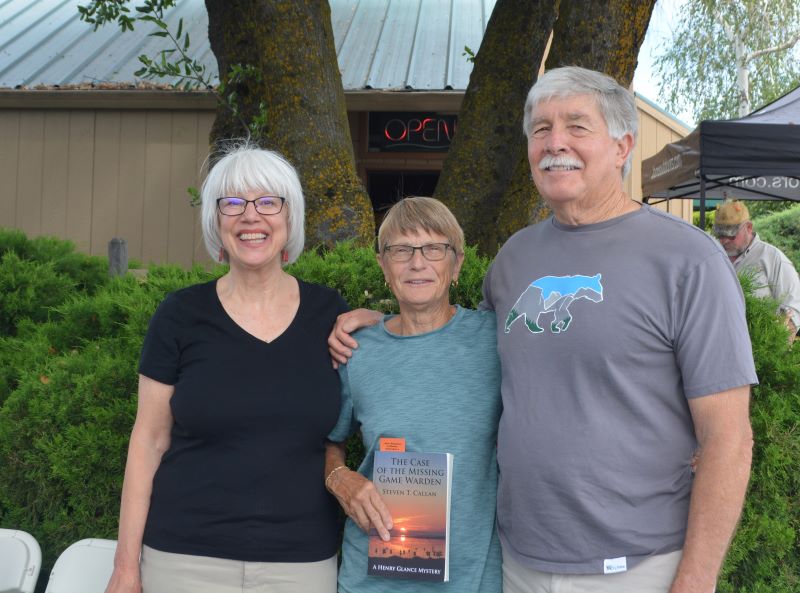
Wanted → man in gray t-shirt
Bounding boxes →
[480,67,756,593]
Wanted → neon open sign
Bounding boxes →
[369,113,458,152]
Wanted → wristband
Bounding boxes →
[325,465,347,491]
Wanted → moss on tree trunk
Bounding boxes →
[545,0,655,86]
[436,0,654,256]
[434,0,558,255]
[205,0,374,248]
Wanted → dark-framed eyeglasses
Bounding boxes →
[216,196,286,216]
[382,243,453,262]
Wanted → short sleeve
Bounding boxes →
[138,293,182,385]
[673,251,758,398]
[770,252,800,327]
[479,261,496,312]
[327,363,356,442]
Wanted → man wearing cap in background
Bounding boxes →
[713,200,800,338]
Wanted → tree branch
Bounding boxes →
[746,31,800,62]
[711,5,736,44]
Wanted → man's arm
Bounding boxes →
[768,251,800,336]
[328,309,383,366]
[669,385,753,593]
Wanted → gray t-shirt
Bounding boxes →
[481,205,757,575]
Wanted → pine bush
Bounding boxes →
[753,203,800,269]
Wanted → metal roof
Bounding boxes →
[0,0,496,90]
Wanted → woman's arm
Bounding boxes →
[324,441,393,541]
[105,375,175,593]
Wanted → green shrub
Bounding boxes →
[717,286,800,593]
[0,229,108,294]
[0,338,139,556]
[693,208,715,232]
[0,252,75,336]
[753,203,800,269]
[747,200,798,220]
[0,237,797,593]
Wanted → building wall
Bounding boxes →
[0,108,214,267]
[627,98,692,221]
[0,97,690,266]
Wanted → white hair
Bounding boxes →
[522,66,638,178]
[200,142,305,264]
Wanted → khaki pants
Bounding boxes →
[503,548,683,593]
[141,545,337,593]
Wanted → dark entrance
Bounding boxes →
[367,171,439,229]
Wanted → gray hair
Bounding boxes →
[522,66,638,178]
[378,197,465,256]
[200,142,305,264]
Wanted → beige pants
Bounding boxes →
[140,545,337,593]
[503,548,684,593]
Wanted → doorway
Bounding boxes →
[367,171,440,229]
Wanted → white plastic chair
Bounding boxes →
[0,528,42,593]
[44,538,117,593]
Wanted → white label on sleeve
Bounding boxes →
[603,556,627,574]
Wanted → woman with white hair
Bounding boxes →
[105,144,346,593]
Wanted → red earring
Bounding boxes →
[218,247,226,262]
[282,250,289,263]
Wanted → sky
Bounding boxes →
[632,0,694,126]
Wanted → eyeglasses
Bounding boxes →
[382,243,453,262]
[712,223,743,238]
[217,196,286,216]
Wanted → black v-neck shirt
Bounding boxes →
[139,279,347,562]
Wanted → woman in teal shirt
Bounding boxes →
[325,197,502,593]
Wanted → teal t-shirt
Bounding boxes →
[328,306,503,593]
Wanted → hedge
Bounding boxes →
[753,203,800,270]
[0,231,797,592]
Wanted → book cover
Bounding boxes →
[368,450,453,582]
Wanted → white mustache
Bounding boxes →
[538,155,584,170]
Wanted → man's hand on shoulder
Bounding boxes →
[328,308,383,367]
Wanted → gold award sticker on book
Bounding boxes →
[368,450,453,582]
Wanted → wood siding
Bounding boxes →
[627,98,692,220]
[0,109,214,266]
[0,97,690,266]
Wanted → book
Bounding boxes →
[367,450,453,582]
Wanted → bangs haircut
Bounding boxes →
[378,197,464,255]
[522,66,638,178]
[200,141,305,264]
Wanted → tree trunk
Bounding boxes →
[205,0,374,248]
[434,0,559,255]
[436,0,655,256]
[545,0,655,87]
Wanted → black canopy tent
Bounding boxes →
[642,86,800,227]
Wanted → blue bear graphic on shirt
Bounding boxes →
[505,274,603,334]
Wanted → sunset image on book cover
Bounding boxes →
[368,450,453,582]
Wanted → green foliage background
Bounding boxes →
[753,203,800,269]
[0,230,797,592]
[653,0,800,122]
